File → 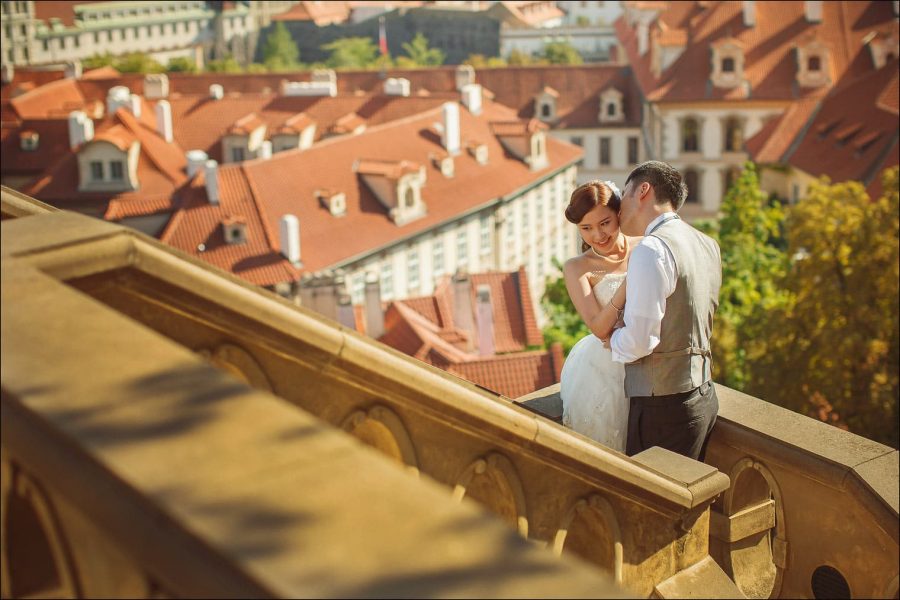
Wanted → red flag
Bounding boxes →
[379,16,388,56]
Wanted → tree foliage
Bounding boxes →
[206,54,243,73]
[747,168,899,447]
[262,22,301,71]
[399,33,445,67]
[507,49,535,66]
[541,260,590,356]
[84,51,164,73]
[463,54,507,68]
[321,37,379,69]
[166,56,197,73]
[541,41,583,65]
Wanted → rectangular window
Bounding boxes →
[456,229,468,266]
[407,248,420,290]
[110,161,124,181]
[73,35,80,48]
[432,236,445,276]
[42,39,48,51]
[628,136,639,164]
[351,275,365,305]
[571,136,583,147]
[231,147,245,162]
[90,161,104,181]
[380,261,394,301]
[94,31,99,43]
[480,216,491,255]
[599,137,611,165]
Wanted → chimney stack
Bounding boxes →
[106,86,131,116]
[637,22,649,56]
[452,270,475,351]
[279,214,301,264]
[155,99,173,143]
[209,84,224,100]
[475,284,494,356]
[259,140,273,160]
[461,83,482,115]
[299,273,315,308]
[67,110,94,150]
[384,77,411,97]
[186,150,208,177]
[64,60,82,79]
[364,272,385,339]
[805,0,823,22]
[742,1,756,27]
[144,73,170,99]
[129,93,142,118]
[204,160,219,204]
[441,102,461,156]
[313,270,338,321]
[455,64,475,91]
[337,292,357,330]
[1,63,13,84]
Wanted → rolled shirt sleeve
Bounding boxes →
[610,235,677,364]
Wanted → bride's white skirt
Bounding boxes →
[560,334,629,453]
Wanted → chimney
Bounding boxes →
[259,140,273,160]
[299,273,315,308]
[155,99,173,143]
[209,83,224,100]
[129,93,142,118]
[384,77,411,97]
[452,270,475,351]
[64,60,82,79]
[337,292,357,330]
[805,0,822,22]
[742,1,755,27]
[475,284,494,357]
[67,110,94,150]
[364,271,385,339]
[279,214,301,264]
[204,160,219,204]
[549,342,565,383]
[106,86,131,116]
[637,22,649,56]
[186,150,208,177]
[441,102,461,156]
[455,64,475,91]
[313,270,338,321]
[1,63,13,84]
[144,73,169,99]
[461,83,482,115]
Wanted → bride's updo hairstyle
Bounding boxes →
[565,180,622,252]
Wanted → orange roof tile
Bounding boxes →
[10,78,86,119]
[92,124,135,152]
[745,97,821,163]
[355,159,421,179]
[228,112,267,135]
[448,351,557,398]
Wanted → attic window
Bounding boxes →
[722,57,735,73]
[19,131,39,151]
[541,103,552,118]
[797,41,830,87]
[808,56,821,71]
[404,187,415,208]
[222,217,247,245]
[606,102,616,117]
[711,39,744,88]
[317,190,347,216]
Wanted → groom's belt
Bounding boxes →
[647,346,711,358]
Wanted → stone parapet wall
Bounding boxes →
[1,191,738,597]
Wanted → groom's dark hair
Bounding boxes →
[625,161,688,211]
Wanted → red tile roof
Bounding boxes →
[0,120,71,176]
[272,1,351,25]
[375,267,560,398]
[617,1,899,103]
[32,1,86,27]
[744,97,821,163]
[228,112,267,135]
[10,78,87,120]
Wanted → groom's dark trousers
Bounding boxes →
[625,381,718,461]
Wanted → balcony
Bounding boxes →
[2,185,896,598]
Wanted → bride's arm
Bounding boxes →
[563,259,622,341]
[593,277,626,342]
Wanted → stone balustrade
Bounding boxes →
[517,382,899,600]
[1,189,740,597]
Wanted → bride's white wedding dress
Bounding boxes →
[560,272,629,453]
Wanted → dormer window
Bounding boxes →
[222,216,247,245]
[866,32,898,69]
[77,127,139,192]
[404,187,415,208]
[491,119,549,171]
[355,159,427,226]
[711,38,744,89]
[796,40,830,87]
[223,112,267,163]
[90,160,104,181]
[467,141,488,165]
[317,189,347,216]
[534,86,559,122]
[598,87,624,124]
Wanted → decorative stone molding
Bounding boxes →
[796,40,831,87]
[197,343,273,392]
[534,86,559,122]
[341,405,419,475]
[452,453,528,537]
[552,494,624,584]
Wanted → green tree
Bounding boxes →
[576,15,591,26]
[541,260,590,356]
[83,52,116,69]
[166,56,197,73]
[206,54,243,73]
[400,33,445,67]
[245,63,269,74]
[464,53,507,68]
[262,21,301,71]
[321,37,379,69]
[115,52,165,73]
[747,168,900,447]
[712,163,790,390]
[541,41,583,65]
[507,49,534,66]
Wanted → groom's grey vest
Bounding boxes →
[624,218,722,397]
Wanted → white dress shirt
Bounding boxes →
[610,213,678,364]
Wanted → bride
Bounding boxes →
[559,180,636,452]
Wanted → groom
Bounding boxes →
[607,161,722,461]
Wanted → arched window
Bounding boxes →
[606,102,616,117]
[541,103,551,118]
[722,57,735,73]
[404,187,415,208]
[684,169,700,204]
[724,117,743,152]
[682,118,700,153]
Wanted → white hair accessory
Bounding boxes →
[603,180,622,199]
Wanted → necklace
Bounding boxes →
[590,235,628,263]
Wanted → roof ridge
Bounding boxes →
[115,108,186,186]
[240,163,279,253]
